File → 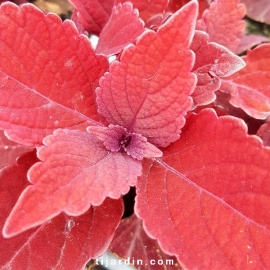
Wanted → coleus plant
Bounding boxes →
[0,0,270,269]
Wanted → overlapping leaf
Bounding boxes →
[0,151,123,269]
[197,0,246,52]
[190,31,245,107]
[0,131,32,170]
[118,0,169,22]
[109,214,183,270]
[257,122,270,146]
[213,91,266,135]
[71,9,87,35]
[0,3,108,146]
[69,0,114,35]
[135,109,270,269]
[96,3,144,56]
[241,0,270,24]
[220,44,270,119]
[97,0,198,147]
[167,0,210,18]
[235,34,269,55]
[3,129,138,237]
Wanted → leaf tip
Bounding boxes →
[2,216,21,238]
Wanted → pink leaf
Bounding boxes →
[69,0,114,35]
[118,0,169,22]
[0,130,32,170]
[0,151,123,269]
[88,125,162,160]
[191,31,245,107]
[71,9,88,35]
[235,34,269,55]
[257,121,270,146]
[109,214,183,270]
[96,3,144,56]
[0,3,108,146]
[197,0,246,51]
[241,0,270,24]
[97,0,198,147]
[220,44,270,119]
[135,109,270,269]
[3,128,139,237]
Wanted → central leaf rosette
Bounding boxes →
[88,125,162,160]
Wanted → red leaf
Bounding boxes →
[69,0,114,35]
[0,151,123,269]
[0,130,32,170]
[135,109,270,269]
[220,44,270,119]
[241,0,270,24]
[167,0,210,18]
[109,214,183,270]
[3,129,139,237]
[96,3,144,56]
[0,3,108,146]
[196,0,246,51]
[118,0,169,22]
[191,31,245,107]
[97,0,198,147]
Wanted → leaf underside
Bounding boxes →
[191,30,245,107]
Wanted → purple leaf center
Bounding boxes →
[87,124,163,160]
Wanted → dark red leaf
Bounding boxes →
[0,3,108,146]
[0,130,32,170]
[191,30,245,107]
[166,0,189,13]
[97,0,198,147]
[118,0,169,22]
[167,0,210,18]
[196,0,246,52]
[0,151,123,269]
[109,214,183,270]
[96,2,144,56]
[220,44,270,119]
[144,12,169,30]
[135,109,270,269]
[0,0,27,4]
[69,0,114,35]
[241,0,270,24]
[3,128,138,237]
